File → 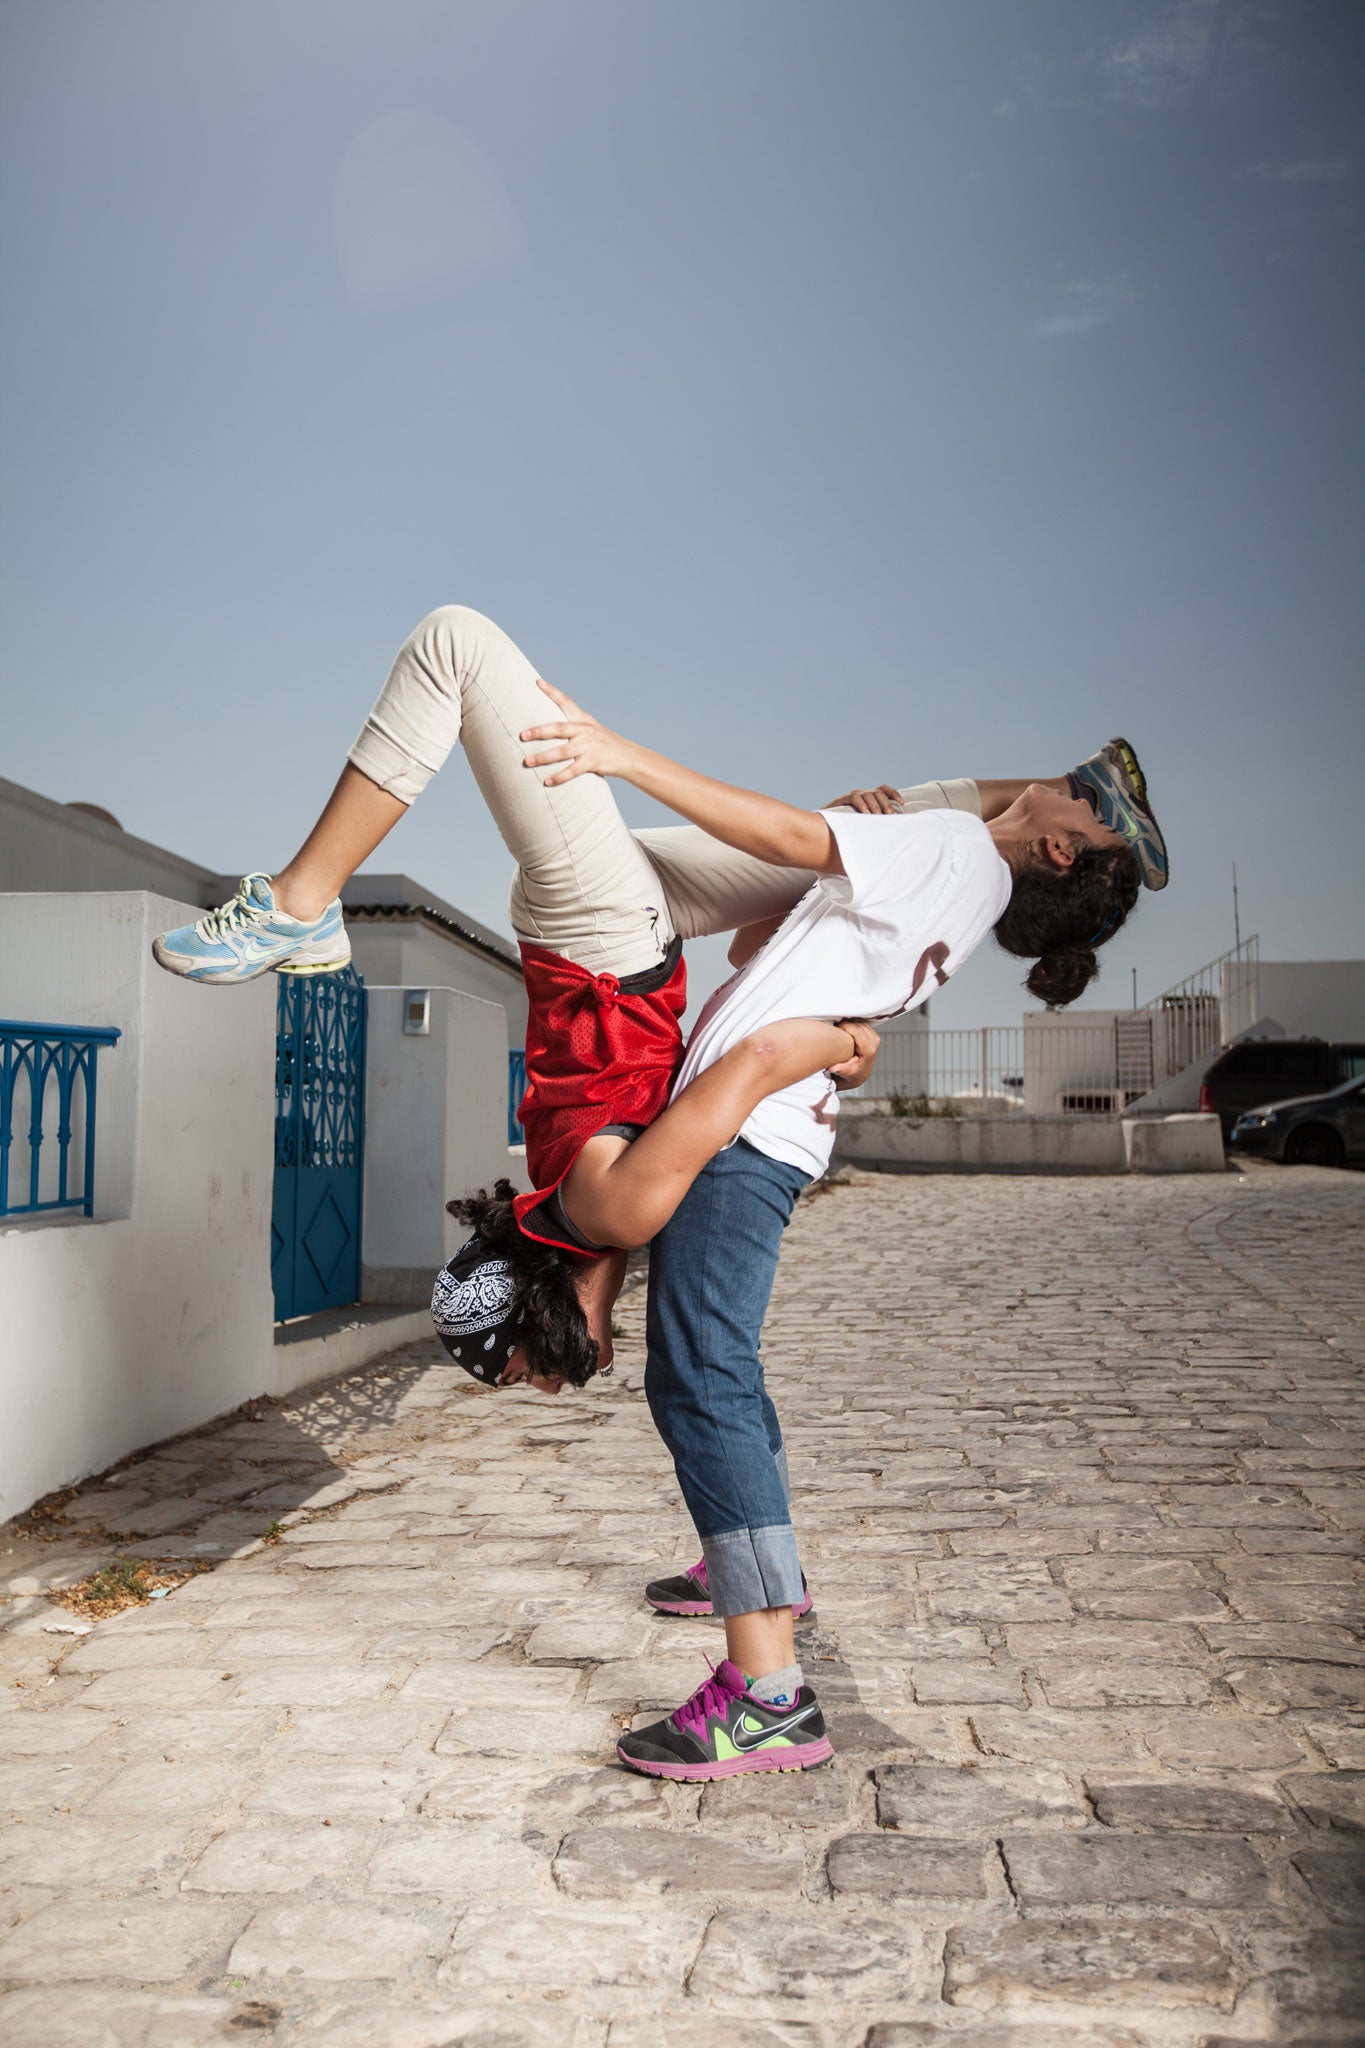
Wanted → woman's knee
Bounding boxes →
[643,1354,688,1449]
[420,602,491,635]
[404,603,485,670]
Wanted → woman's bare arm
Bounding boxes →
[521,683,843,876]
[829,777,1071,821]
[728,913,787,969]
[560,1019,857,1250]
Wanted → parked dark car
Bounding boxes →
[1199,1037,1365,1141]
[1230,1073,1365,1169]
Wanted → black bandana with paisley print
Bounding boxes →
[430,1236,524,1385]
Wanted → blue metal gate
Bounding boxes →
[508,1047,527,1144]
[272,969,367,1321]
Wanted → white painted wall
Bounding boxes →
[341,872,528,1047]
[1021,1015,1149,1113]
[834,1111,1127,1174]
[0,775,223,905]
[1,897,527,1516]
[834,1109,1226,1175]
[1122,1113,1225,1174]
[346,921,529,1047]
[1250,962,1365,1043]
[361,986,513,1304]
[0,893,276,1520]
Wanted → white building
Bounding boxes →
[1251,961,1365,1045]
[0,775,527,1518]
[1035,949,1365,1117]
[0,773,529,1045]
[858,937,1365,1118]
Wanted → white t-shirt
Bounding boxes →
[673,809,1012,1179]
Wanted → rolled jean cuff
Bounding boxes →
[701,1524,804,1618]
[347,721,434,806]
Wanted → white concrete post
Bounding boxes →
[361,986,512,1305]
[1122,1113,1227,1174]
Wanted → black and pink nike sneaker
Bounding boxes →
[644,1555,813,1619]
[1071,737,1168,891]
[616,1658,833,1781]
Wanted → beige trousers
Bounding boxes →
[349,606,980,977]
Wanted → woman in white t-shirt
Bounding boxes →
[154,601,1149,1782]
[519,683,1144,1783]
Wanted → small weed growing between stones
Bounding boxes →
[262,1520,286,1544]
[889,1090,961,1119]
[50,1557,207,1619]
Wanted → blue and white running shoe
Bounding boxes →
[152,874,351,984]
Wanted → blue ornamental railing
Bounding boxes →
[508,1048,527,1145]
[0,1021,121,1220]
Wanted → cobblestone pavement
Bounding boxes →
[2,1162,1363,2047]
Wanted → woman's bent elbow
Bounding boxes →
[730,1034,786,1077]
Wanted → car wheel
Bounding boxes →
[1284,1124,1345,1169]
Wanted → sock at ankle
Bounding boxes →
[1066,769,1098,812]
[748,1663,803,1708]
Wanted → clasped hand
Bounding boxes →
[522,680,637,784]
[829,1018,880,1091]
[825,783,903,815]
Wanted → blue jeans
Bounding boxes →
[645,1138,809,1618]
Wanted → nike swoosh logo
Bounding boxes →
[732,1703,820,1750]
[236,931,289,960]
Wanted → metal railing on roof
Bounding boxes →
[1141,934,1260,1077]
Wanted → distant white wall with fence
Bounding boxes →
[861,1019,1153,1115]
[861,937,1265,1116]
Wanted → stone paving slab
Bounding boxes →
[1,1162,1363,2043]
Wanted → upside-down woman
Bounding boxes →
[153,602,1162,1778]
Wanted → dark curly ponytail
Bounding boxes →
[994,843,1140,1007]
[445,1180,600,1387]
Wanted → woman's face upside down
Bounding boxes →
[499,1247,628,1394]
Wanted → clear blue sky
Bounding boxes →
[3,0,1361,1028]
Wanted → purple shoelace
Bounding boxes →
[671,1658,742,1741]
